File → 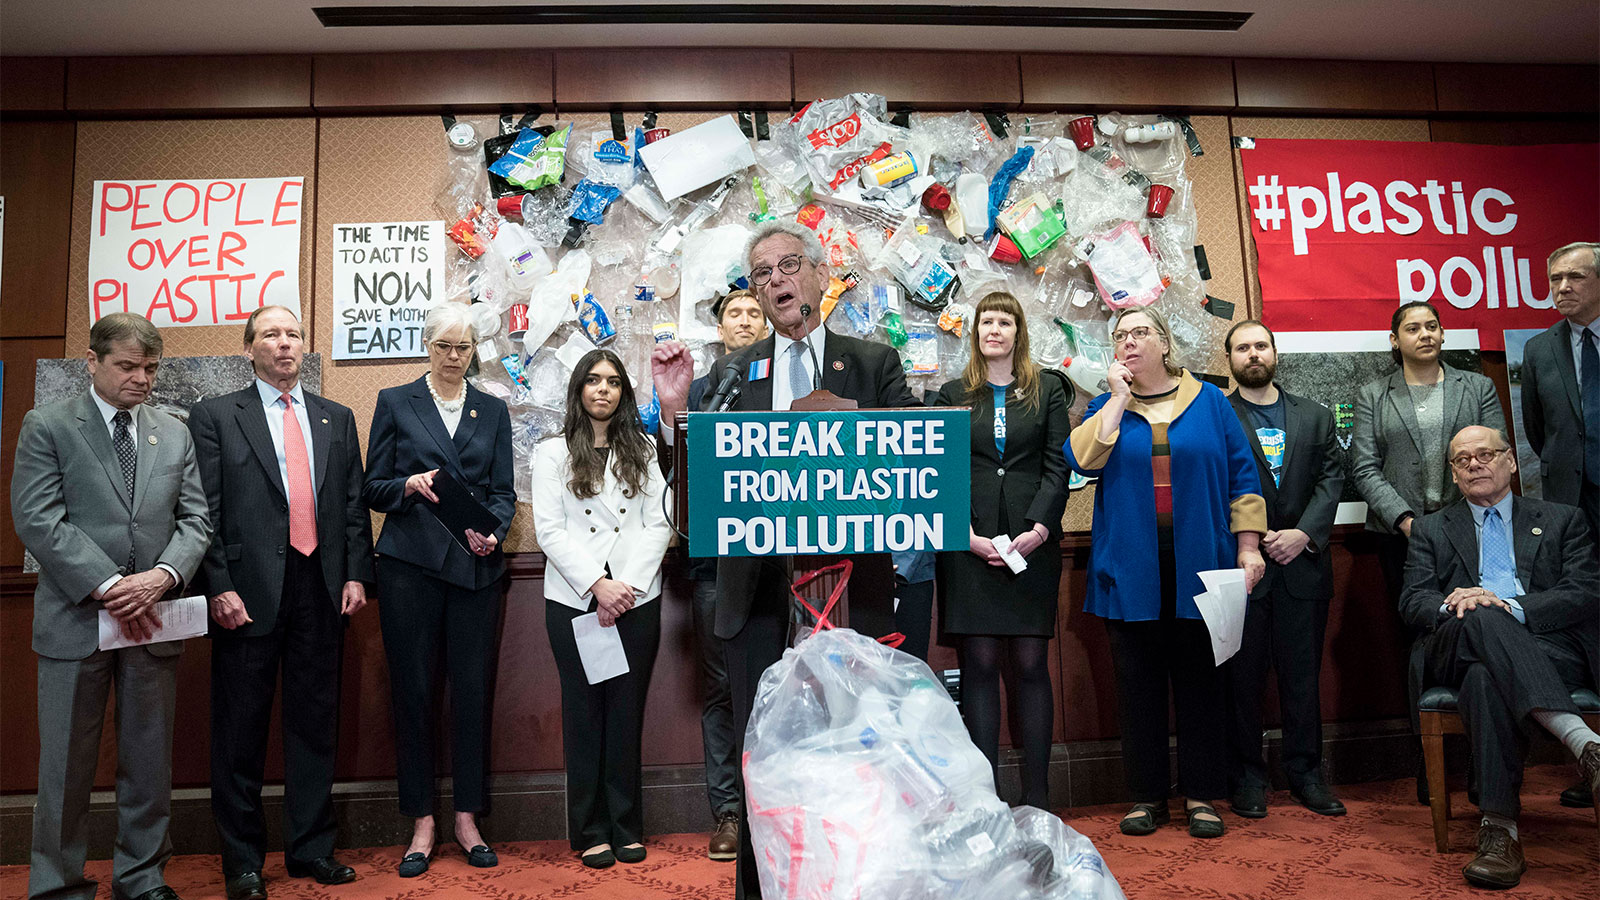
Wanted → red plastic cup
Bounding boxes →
[644,128,671,144]
[987,234,1022,265]
[1068,116,1097,151]
[496,194,527,220]
[507,303,530,340]
[1146,184,1175,219]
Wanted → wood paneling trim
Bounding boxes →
[1020,54,1234,111]
[794,51,1020,108]
[554,49,790,109]
[1433,63,1600,115]
[65,56,312,114]
[1234,58,1436,114]
[313,51,553,111]
[0,121,74,337]
[1,57,66,113]
[1430,117,1600,146]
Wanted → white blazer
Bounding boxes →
[530,437,673,611]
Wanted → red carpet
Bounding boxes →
[4,765,1595,899]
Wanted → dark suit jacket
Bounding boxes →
[707,329,918,639]
[1399,496,1598,638]
[362,376,516,590]
[934,370,1070,540]
[1521,319,1590,505]
[1228,388,1344,601]
[188,385,376,638]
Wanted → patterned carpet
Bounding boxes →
[3,765,1595,899]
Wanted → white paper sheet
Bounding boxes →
[97,595,209,651]
[989,534,1028,574]
[572,612,630,684]
[638,116,757,201]
[1192,568,1249,665]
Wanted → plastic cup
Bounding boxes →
[496,194,526,219]
[1146,184,1175,218]
[643,128,671,144]
[507,303,530,340]
[1067,116,1097,151]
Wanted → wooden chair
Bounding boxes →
[1418,685,1600,851]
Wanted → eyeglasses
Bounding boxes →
[749,254,806,287]
[1449,447,1510,469]
[430,341,475,357]
[1111,325,1158,344]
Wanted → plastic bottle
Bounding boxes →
[490,222,551,292]
[954,173,990,239]
[634,279,678,344]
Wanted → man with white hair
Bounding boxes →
[653,220,918,898]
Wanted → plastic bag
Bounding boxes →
[787,93,910,195]
[1084,222,1163,309]
[745,628,1125,900]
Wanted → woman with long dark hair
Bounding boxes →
[934,291,1071,810]
[529,348,672,869]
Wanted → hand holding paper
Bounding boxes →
[989,534,1029,574]
[572,612,630,684]
[98,595,209,651]
[1192,569,1249,665]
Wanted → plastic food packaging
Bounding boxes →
[1084,222,1164,309]
[573,291,617,346]
[447,203,491,259]
[995,194,1068,259]
[585,130,637,188]
[904,322,940,375]
[876,216,960,311]
[488,124,570,191]
[744,628,1125,900]
[877,283,909,349]
[567,179,623,224]
[787,93,911,194]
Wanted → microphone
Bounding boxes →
[715,384,742,412]
[703,362,742,412]
[798,304,822,392]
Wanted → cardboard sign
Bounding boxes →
[331,221,445,359]
[88,178,304,327]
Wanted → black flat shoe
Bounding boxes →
[581,848,615,869]
[284,856,356,884]
[1119,802,1170,836]
[1560,779,1593,809]
[460,843,498,868]
[1186,802,1225,839]
[397,851,431,878]
[1230,785,1268,819]
[615,843,646,864]
[224,871,266,900]
[1292,781,1347,816]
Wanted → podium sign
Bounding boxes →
[686,408,970,558]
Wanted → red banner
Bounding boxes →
[1238,139,1598,350]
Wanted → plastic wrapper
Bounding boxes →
[909,112,1002,172]
[488,124,570,191]
[787,93,912,196]
[1057,152,1146,242]
[519,183,576,248]
[582,130,638,189]
[744,628,1125,900]
[904,322,940,375]
[567,179,623,225]
[1084,222,1164,309]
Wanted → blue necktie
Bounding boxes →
[787,342,809,409]
[1582,327,1598,479]
[1479,507,1517,600]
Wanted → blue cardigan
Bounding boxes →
[1065,375,1263,621]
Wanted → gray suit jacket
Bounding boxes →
[11,390,210,660]
[1521,319,1589,505]
[1350,363,1505,534]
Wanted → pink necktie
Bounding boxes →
[281,393,318,555]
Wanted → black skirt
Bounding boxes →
[937,503,1063,638]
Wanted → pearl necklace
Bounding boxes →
[427,374,466,413]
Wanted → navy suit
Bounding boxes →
[363,375,516,817]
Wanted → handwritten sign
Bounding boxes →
[88,178,304,327]
[331,221,445,359]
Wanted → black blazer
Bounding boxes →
[189,385,376,638]
[706,329,919,639]
[1521,319,1590,506]
[362,376,516,590]
[1399,496,1598,637]
[934,371,1070,540]
[1227,388,1344,601]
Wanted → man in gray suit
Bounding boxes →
[1522,241,1598,544]
[1400,425,1599,889]
[11,313,210,900]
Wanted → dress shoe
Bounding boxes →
[1580,741,1600,830]
[1185,802,1225,839]
[1118,802,1170,836]
[581,847,615,869]
[129,887,183,900]
[709,811,740,861]
[397,851,431,878]
[1229,785,1267,819]
[615,843,647,864]
[224,871,266,900]
[459,843,499,868]
[1558,780,1592,808]
[1461,823,1524,889]
[1292,781,1347,816]
[285,856,356,884]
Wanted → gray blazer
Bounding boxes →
[11,390,210,660]
[1350,363,1505,534]
[1521,319,1589,506]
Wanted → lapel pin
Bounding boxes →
[322,418,329,424]
[470,409,478,418]
[148,435,158,444]
[1531,527,1542,536]
[832,360,844,371]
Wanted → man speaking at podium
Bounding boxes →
[653,220,918,898]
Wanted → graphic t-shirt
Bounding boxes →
[991,384,1008,457]
[1242,394,1287,487]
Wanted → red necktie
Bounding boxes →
[281,393,318,555]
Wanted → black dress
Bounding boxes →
[935,372,1072,637]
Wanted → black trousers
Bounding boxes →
[1423,610,1592,819]
[545,598,661,851]
[376,556,504,818]
[690,577,740,818]
[210,549,342,875]
[1224,572,1331,792]
[892,579,935,663]
[726,563,792,900]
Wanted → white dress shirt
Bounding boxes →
[256,378,317,518]
[773,327,828,412]
[88,390,181,597]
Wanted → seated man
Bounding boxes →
[1401,425,1600,889]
